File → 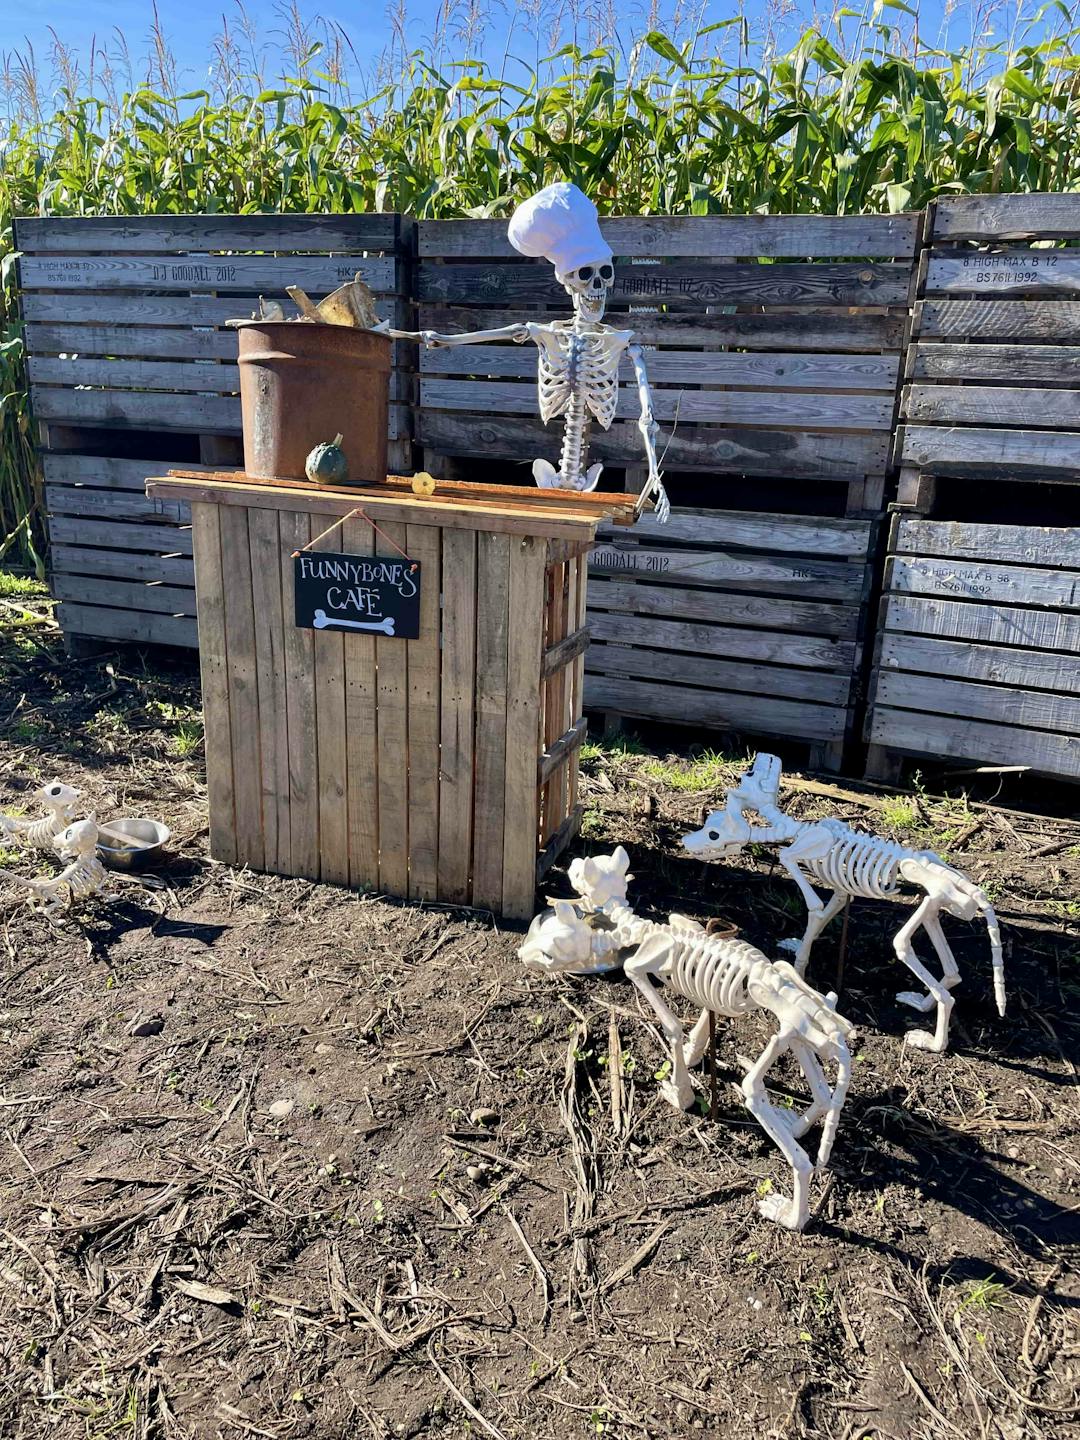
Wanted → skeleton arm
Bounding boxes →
[387,324,532,349]
[626,344,670,524]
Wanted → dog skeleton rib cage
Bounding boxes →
[520,847,855,1232]
[393,183,670,522]
[683,754,1006,1056]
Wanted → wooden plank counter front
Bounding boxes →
[147,471,632,918]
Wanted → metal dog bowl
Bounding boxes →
[96,818,171,871]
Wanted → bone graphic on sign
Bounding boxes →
[312,609,396,635]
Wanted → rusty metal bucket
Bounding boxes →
[236,322,392,484]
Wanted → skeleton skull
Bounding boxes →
[682,807,753,860]
[559,260,614,321]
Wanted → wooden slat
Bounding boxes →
[376,523,410,896]
[420,213,920,258]
[587,576,858,639]
[905,383,1080,428]
[44,455,212,491]
[419,412,888,479]
[46,485,185,524]
[419,261,912,309]
[931,194,1080,241]
[879,633,1080,695]
[589,543,864,601]
[587,611,855,671]
[29,355,240,393]
[539,719,588,785]
[279,511,320,880]
[471,532,511,911]
[542,625,590,678]
[588,640,848,704]
[437,528,478,905]
[34,386,240,433]
[22,293,395,327]
[419,304,906,352]
[883,594,1080,654]
[27,323,238,360]
[568,552,588,821]
[502,536,548,920]
[51,574,195,616]
[874,671,1080,737]
[421,377,894,430]
[910,342,1080,384]
[55,601,198,649]
[900,423,1080,479]
[218,505,264,870]
[405,524,442,902]
[536,807,584,883]
[868,709,1080,778]
[310,521,349,887]
[600,510,873,556]
[584,675,845,740]
[893,519,1080,568]
[926,253,1080,296]
[340,516,380,892]
[18,254,397,294]
[889,555,1080,611]
[50,545,194,586]
[247,508,290,874]
[917,299,1080,342]
[421,346,900,391]
[542,561,571,842]
[15,213,399,253]
[48,516,193,555]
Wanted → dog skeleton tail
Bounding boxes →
[0,867,44,893]
[977,892,1006,1017]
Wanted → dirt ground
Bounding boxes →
[0,582,1078,1440]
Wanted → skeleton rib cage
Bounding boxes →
[803,821,907,899]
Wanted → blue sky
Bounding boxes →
[0,0,1055,96]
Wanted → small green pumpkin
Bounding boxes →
[305,433,349,486]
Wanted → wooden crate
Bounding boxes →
[145,471,609,918]
[866,517,1080,781]
[587,508,874,763]
[896,192,1080,510]
[14,214,413,651]
[415,214,918,765]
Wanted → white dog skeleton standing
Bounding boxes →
[520,847,854,1231]
[683,754,1006,1054]
[396,182,669,521]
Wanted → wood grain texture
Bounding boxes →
[471,531,511,912]
[51,574,196,616]
[47,515,194,555]
[29,355,241,393]
[599,509,873,556]
[869,708,1080,778]
[541,561,571,843]
[583,675,846,740]
[22,293,395,327]
[874,671,1080,737]
[51,544,195,587]
[218,505,264,870]
[893,518,1080,568]
[905,382,1080,428]
[900,423,1080,478]
[279,511,320,881]
[247,507,290,874]
[419,213,919,258]
[910,342,1080,383]
[419,412,888,479]
[587,576,858,638]
[883,594,1080,654]
[340,516,380,892]
[587,638,848,703]
[888,555,1080,611]
[878,633,1080,694]
[586,611,855,671]
[55,602,198,648]
[501,536,547,920]
[589,542,864,600]
[931,193,1080,240]
[27,323,238,360]
[926,253,1080,296]
[419,261,912,308]
[375,523,410,897]
[182,505,234,857]
[437,527,478,905]
[405,524,442,902]
[18,253,397,294]
[917,299,1080,342]
[311,541,350,888]
[46,485,186,524]
[44,455,212,491]
[421,377,894,430]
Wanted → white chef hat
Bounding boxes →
[507,182,613,280]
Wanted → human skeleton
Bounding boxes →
[395,183,670,522]
[520,846,854,1231]
[683,754,1006,1055]
[1,781,83,850]
[0,817,109,918]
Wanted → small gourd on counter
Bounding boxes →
[305,434,349,487]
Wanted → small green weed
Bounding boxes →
[642,749,742,793]
[880,796,920,831]
[958,1278,1009,1313]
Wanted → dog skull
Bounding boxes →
[682,807,753,860]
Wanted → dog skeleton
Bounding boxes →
[683,754,1005,1054]
[520,847,854,1231]
[0,817,109,918]
[1,781,82,850]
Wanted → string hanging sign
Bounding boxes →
[292,507,422,639]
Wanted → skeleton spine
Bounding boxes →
[603,902,761,1016]
[557,318,589,486]
[804,832,905,899]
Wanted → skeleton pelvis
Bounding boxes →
[533,458,603,492]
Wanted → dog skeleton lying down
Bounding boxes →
[519,847,855,1231]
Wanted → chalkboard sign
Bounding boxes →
[294,551,421,639]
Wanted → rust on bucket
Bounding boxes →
[237,321,392,485]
